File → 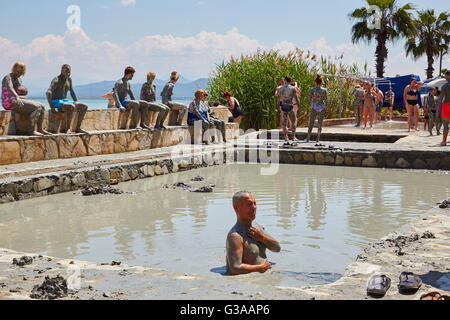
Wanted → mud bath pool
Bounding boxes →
[0,164,448,288]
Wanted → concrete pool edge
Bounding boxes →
[0,203,448,300]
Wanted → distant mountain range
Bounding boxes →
[28,78,209,99]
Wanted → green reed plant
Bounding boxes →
[207,49,369,130]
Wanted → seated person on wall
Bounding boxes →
[224,91,243,126]
[160,71,188,126]
[112,66,150,130]
[1,62,50,136]
[226,191,281,276]
[201,91,226,143]
[46,64,89,134]
[102,91,116,109]
[140,72,170,130]
[188,90,212,145]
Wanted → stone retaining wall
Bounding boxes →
[0,107,231,135]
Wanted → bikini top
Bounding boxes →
[407,86,419,98]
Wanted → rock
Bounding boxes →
[396,158,410,169]
[12,256,33,267]
[30,275,68,300]
[34,177,55,192]
[362,156,377,167]
[81,184,124,196]
[111,261,121,266]
[191,185,215,193]
[191,176,205,182]
[421,231,436,239]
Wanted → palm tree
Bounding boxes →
[349,0,416,78]
[405,9,450,79]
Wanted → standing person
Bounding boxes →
[46,64,89,134]
[112,66,148,130]
[306,75,328,143]
[201,90,226,143]
[427,87,441,136]
[1,62,50,136]
[275,78,286,129]
[277,76,300,144]
[101,91,116,109]
[188,90,211,144]
[226,191,281,276]
[140,72,170,130]
[160,71,188,126]
[403,78,425,132]
[384,87,395,121]
[224,91,243,126]
[437,70,450,146]
[423,91,430,132]
[435,89,443,135]
[375,86,384,124]
[290,81,301,134]
[362,81,377,130]
[352,84,364,127]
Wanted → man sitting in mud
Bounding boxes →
[46,64,88,134]
[226,191,281,275]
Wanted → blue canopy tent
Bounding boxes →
[374,74,422,110]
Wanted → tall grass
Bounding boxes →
[207,49,370,131]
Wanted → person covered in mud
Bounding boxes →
[1,62,50,136]
[306,74,328,144]
[160,71,188,126]
[140,72,170,130]
[352,84,364,127]
[112,66,149,129]
[277,76,300,145]
[437,70,450,146]
[46,64,89,134]
[201,90,226,143]
[226,191,281,275]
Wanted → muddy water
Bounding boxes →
[0,165,448,287]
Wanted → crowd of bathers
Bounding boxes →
[275,71,450,147]
[1,62,244,144]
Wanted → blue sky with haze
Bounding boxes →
[0,0,448,84]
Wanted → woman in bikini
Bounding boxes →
[362,81,377,130]
[403,78,425,132]
[224,91,243,126]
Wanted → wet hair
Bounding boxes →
[223,91,232,98]
[147,72,156,81]
[12,62,26,76]
[284,76,292,83]
[315,74,323,85]
[170,70,179,81]
[232,191,253,207]
[213,101,220,107]
[124,66,136,76]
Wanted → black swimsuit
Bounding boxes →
[230,99,243,118]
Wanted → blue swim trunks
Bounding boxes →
[376,102,382,113]
[116,100,130,109]
[52,99,76,111]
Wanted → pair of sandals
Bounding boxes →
[367,272,423,298]
[283,141,298,147]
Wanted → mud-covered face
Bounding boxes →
[61,66,71,78]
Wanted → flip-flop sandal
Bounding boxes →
[290,142,298,147]
[399,272,422,293]
[315,143,325,147]
[420,292,442,300]
[367,274,391,297]
[283,141,291,146]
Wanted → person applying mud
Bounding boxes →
[46,64,89,134]
[437,70,450,146]
[2,62,50,136]
[140,72,170,130]
[161,71,188,126]
[226,191,281,275]
[306,75,328,143]
[113,66,148,130]
[277,76,300,144]
[352,84,364,127]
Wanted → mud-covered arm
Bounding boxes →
[112,82,123,108]
[46,77,58,108]
[249,223,281,253]
[226,233,271,275]
[69,78,78,102]
[140,84,146,101]
[127,82,135,101]
[4,75,19,100]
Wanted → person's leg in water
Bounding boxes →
[306,109,318,142]
[74,102,88,133]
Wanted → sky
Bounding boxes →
[0,0,448,86]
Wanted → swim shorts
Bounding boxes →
[52,99,76,111]
[442,102,450,119]
[376,103,382,113]
[281,104,293,113]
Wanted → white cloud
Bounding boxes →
[272,41,296,56]
[0,27,263,81]
[197,1,205,6]
[120,0,136,7]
